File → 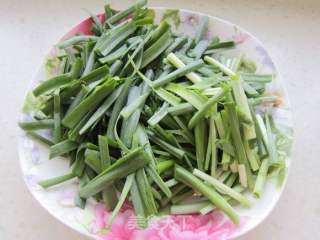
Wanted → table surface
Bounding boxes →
[1,0,319,239]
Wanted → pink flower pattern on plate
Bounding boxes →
[90,203,244,240]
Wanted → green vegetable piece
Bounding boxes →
[166,83,207,110]
[79,148,149,198]
[63,76,116,129]
[106,0,147,26]
[70,58,84,79]
[26,131,54,146]
[253,159,269,198]
[49,139,78,159]
[109,60,123,76]
[99,25,137,56]
[167,102,195,116]
[148,21,170,45]
[141,31,173,68]
[171,201,210,215]
[53,89,62,143]
[79,65,109,84]
[19,119,54,131]
[153,59,204,88]
[79,84,124,135]
[106,174,135,228]
[174,165,239,224]
[130,177,147,226]
[225,102,254,190]
[33,74,72,97]
[193,168,250,207]
[188,85,230,129]
[99,45,128,64]
[149,135,185,160]
[146,166,172,198]
[194,119,207,171]
[157,160,174,174]
[107,77,133,139]
[57,35,98,49]
[165,36,188,55]
[38,173,76,189]
[147,102,169,126]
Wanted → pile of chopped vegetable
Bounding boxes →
[19,0,286,228]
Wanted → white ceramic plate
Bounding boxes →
[18,7,293,240]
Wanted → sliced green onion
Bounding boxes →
[107,174,135,228]
[152,60,204,88]
[109,60,123,76]
[57,35,98,49]
[99,45,128,64]
[240,73,273,83]
[166,83,207,110]
[19,119,54,131]
[253,159,269,198]
[174,165,239,224]
[38,173,76,189]
[120,92,149,119]
[141,31,173,68]
[79,84,124,135]
[62,77,117,129]
[167,53,202,83]
[167,102,195,116]
[107,77,133,139]
[79,149,150,198]
[146,166,172,198]
[193,168,250,207]
[188,86,230,129]
[26,131,54,146]
[106,0,147,26]
[194,119,207,171]
[149,135,185,160]
[53,89,61,143]
[49,139,78,159]
[33,74,72,97]
[154,88,181,106]
[147,102,169,126]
